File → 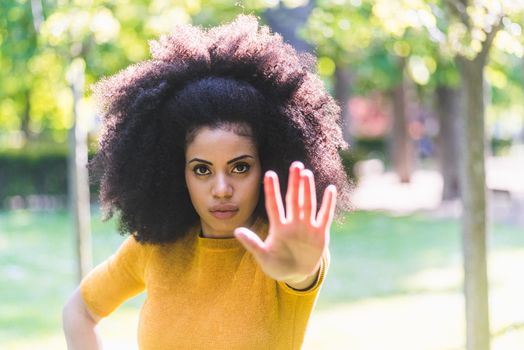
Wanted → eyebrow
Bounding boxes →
[187,155,255,165]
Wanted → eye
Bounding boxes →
[232,162,251,174]
[193,165,211,176]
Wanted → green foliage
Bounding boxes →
[353,136,387,159]
[0,144,98,204]
[1,0,523,150]
[487,50,524,107]
[0,0,275,143]
[302,0,524,146]
[339,149,360,181]
[0,0,38,133]
[340,138,387,180]
[491,137,513,156]
[0,146,358,202]
[0,146,68,200]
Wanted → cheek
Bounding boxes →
[184,174,201,203]
[246,172,262,201]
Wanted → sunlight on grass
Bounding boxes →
[304,294,465,350]
[304,292,524,350]
[402,265,462,292]
[1,210,523,349]
[303,246,524,350]
[4,334,66,350]
[488,249,524,347]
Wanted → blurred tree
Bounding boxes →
[393,1,523,349]
[265,0,359,147]
[304,1,524,349]
[429,49,462,201]
[304,0,442,182]
[0,0,276,144]
[435,84,461,200]
[0,0,40,142]
[436,3,522,349]
[303,1,381,151]
[264,0,314,53]
[39,3,110,281]
[304,0,467,192]
[37,0,193,280]
[443,3,500,349]
[485,29,524,151]
[363,0,467,189]
[30,0,275,280]
[390,57,416,183]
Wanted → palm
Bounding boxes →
[235,162,337,282]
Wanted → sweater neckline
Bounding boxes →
[197,235,243,250]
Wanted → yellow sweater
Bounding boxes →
[80,219,328,349]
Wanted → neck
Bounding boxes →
[200,216,259,239]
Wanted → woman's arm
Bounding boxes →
[63,287,103,350]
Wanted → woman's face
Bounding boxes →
[184,125,262,238]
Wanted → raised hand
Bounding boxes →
[234,161,337,289]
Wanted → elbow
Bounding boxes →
[62,288,100,332]
[62,293,78,334]
[62,289,103,349]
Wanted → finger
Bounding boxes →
[234,227,267,261]
[315,185,337,231]
[264,171,285,225]
[301,169,317,224]
[285,161,303,222]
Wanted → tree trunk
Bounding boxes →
[67,58,92,282]
[30,0,44,33]
[264,1,314,54]
[457,55,491,350]
[435,85,461,200]
[335,64,353,146]
[390,67,414,183]
[21,89,32,142]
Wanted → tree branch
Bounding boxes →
[30,0,44,33]
[492,321,524,339]
[479,16,503,65]
[444,0,470,27]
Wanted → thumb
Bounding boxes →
[234,227,267,260]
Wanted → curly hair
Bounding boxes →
[89,15,352,244]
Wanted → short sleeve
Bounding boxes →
[80,236,150,318]
[277,250,330,296]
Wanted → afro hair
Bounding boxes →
[89,15,352,244]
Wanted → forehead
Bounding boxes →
[185,126,258,157]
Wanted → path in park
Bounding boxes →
[352,156,524,226]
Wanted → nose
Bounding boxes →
[211,174,233,199]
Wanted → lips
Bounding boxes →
[209,204,239,219]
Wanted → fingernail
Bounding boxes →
[291,161,304,169]
[265,170,277,178]
[302,169,313,177]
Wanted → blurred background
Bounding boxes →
[1,0,523,349]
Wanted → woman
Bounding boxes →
[63,15,351,349]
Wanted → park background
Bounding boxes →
[1,0,523,349]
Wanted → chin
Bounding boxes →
[201,210,254,234]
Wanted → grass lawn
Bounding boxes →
[1,209,523,349]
